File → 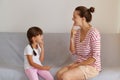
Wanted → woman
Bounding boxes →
[56,6,101,80]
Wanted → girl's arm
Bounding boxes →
[39,43,44,62]
[27,55,50,70]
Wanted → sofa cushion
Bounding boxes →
[0,33,120,80]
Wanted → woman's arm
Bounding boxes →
[70,37,75,54]
[78,57,96,65]
[69,57,95,69]
[27,55,50,70]
[69,26,77,54]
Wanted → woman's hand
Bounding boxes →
[69,64,78,70]
[71,24,79,38]
[70,24,79,54]
[71,27,77,38]
[68,62,79,70]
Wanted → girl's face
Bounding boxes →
[72,11,83,26]
[32,34,43,44]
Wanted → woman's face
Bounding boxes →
[72,11,83,26]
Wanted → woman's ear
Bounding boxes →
[82,17,86,21]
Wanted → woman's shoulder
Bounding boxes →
[89,27,100,40]
[91,27,99,32]
[89,27,100,35]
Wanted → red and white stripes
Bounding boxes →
[74,27,101,71]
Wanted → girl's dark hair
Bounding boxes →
[75,6,95,22]
[27,26,43,56]
[27,26,43,44]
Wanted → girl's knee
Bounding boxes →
[48,76,54,80]
[43,73,54,80]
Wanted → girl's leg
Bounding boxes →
[38,70,54,80]
[25,68,39,80]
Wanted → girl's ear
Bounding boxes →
[32,37,35,43]
[40,35,43,39]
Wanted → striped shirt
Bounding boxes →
[73,27,101,71]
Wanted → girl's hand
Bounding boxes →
[43,66,51,70]
[39,39,44,48]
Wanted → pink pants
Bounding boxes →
[25,68,54,80]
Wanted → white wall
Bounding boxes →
[93,0,119,33]
[117,0,120,33]
[0,0,119,33]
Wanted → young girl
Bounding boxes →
[24,27,54,80]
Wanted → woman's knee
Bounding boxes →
[56,67,68,76]
[62,72,72,80]
[62,69,86,80]
[56,70,61,77]
[62,72,85,80]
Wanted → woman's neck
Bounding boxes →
[80,23,91,32]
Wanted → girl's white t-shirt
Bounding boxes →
[24,44,43,69]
